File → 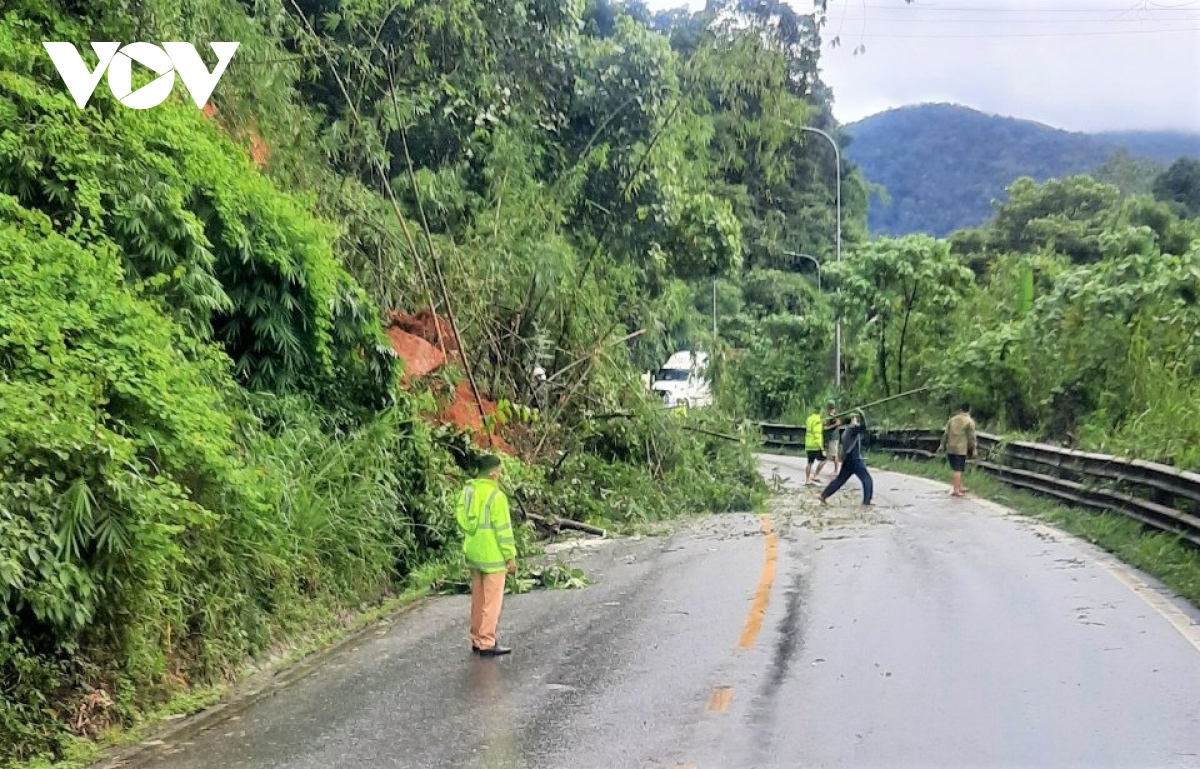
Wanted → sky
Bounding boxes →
[644,0,1200,133]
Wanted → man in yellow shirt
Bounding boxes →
[457,454,517,656]
[805,404,828,486]
[939,403,978,498]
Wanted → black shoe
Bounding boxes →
[471,646,481,654]
[477,646,512,657]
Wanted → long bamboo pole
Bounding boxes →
[831,387,930,420]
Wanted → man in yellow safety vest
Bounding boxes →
[457,454,517,657]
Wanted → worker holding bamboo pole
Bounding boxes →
[819,410,874,507]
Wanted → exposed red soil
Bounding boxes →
[386,309,458,356]
[198,106,513,450]
[384,311,513,454]
[385,326,445,383]
[203,103,270,168]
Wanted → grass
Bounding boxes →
[15,686,228,769]
[873,454,1200,609]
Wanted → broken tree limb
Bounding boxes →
[683,426,744,443]
[525,512,607,538]
[533,328,645,457]
[544,328,647,385]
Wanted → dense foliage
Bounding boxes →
[7,0,1194,760]
[0,0,880,759]
[827,173,1200,472]
[845,103,1200,236]
[1153,157,1200,218]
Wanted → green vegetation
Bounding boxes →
[0,0,895,760]
[933,178,1200,467]
[845,103,1200,236]
[2,0,1196,761]
[1153,157,1200,219]
[873,456,1200,609]
[816,171,1200,472]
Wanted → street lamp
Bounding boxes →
[797,125,842,390]
[784,251,821,292]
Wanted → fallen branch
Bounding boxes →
[544,328,646,385]
[532,328,644,457]
[525,512,607,538]
[683,426,744,443]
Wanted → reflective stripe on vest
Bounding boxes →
[476,489,500,529]
[464,487,511,572]
[462,486,475,524]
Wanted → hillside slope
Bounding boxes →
[845,104,1200,236]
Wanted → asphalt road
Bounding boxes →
[126,455,1200,769]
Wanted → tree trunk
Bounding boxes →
[897,281,919,395]
[877,311,891,396]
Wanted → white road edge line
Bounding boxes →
[893,469,1200,656]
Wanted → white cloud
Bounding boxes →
[645,0,1200,131]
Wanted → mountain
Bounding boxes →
[844,104,1200,237]
[1092,130,1200,165]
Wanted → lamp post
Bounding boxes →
[797,125,842,390]
[784,251,821,292]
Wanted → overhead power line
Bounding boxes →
[828,15,1200,23]
[832,2,1200,11]
[848,25,1200,37]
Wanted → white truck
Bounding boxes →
[650,350,713,409]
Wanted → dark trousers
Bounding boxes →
[821,454,873,504]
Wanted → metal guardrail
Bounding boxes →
[759,423,1200,547]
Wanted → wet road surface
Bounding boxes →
[127,456,1200,769]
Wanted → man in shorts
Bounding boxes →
[823,401,842,477]
[939,403,978,497]
[804,404,827,485]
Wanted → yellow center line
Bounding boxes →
[738,514,778,649]
[706,685,734,712]
[690,515,779,769]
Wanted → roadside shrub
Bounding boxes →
[0,196,256,760]
[528,402,765,526]
[0,197,450,763]
[0,15,395,415]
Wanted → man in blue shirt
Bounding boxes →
[819,410,874,507]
